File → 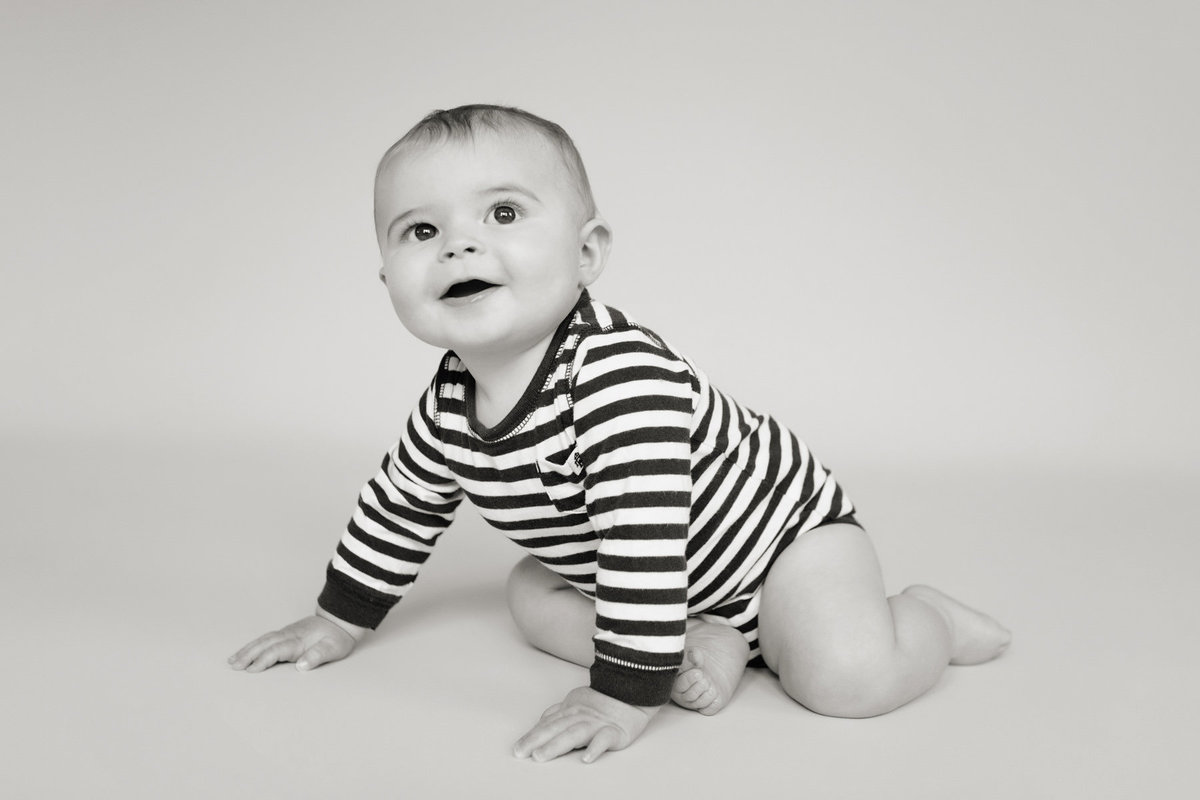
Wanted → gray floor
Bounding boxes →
[5,433,1196,798]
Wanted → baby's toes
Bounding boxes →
[673,667,705,696]
[675,675,714,707]
[685,683,721,714]
[697,690,723,716]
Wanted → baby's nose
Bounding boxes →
[445,244,476,258]
[440,237,481,260]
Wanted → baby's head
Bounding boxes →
[375,105,598,225]
[373,105,611,362]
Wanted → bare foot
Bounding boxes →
[671,619,750,715]
[902,584,1012,665]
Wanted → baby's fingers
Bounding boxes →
[296,636,350,671]
[242,635,305,673]
[514,715,576,759]
[228,631,284,670]
[581,725,622,764]
[529,721,602,763]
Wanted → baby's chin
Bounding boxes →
[397,320,508,357]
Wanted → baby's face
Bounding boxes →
[374,130,599,362]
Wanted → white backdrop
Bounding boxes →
[4,0,1195,470]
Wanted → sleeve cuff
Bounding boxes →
[316,564,399,629]
[590,657,676,707]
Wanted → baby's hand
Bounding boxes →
[227,611,365,673]
[513,686,658,764]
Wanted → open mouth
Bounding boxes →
[441,279,499,299]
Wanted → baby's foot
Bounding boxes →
[671,619,750,715]
[903,584,1012,665]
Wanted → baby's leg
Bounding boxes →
[506,556,748,714]
[757,523,1010,718]
[505,555,594,667]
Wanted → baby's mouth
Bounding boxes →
[441,279,499,299]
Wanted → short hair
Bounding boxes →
[376,104,597,218]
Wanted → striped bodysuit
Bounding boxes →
[317,292,857,706]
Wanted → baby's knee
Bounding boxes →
[505,556,558,618]
[505,556,537,605]
[777,656,898,719]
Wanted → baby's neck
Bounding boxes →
[462,336,555,430]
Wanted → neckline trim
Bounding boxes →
[461,291,589,443]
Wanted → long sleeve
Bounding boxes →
[318,382,464,628]
[572,327,694,706]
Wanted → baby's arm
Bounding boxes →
[230,380,462,673]
[514,327,694,762]
[228,608,368,672]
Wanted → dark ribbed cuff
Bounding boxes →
[590,658,676,707]
[316,564,398,629]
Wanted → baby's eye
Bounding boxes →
[491,205,518,224]
[410,222,438,241]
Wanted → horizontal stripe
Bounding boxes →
[588,491,691,516]
[597,568,689,590]
[596,600,688,621]
[333,545,416,589]
[594,634,687,659]
[595,615,687,638]
[595,585,689,605]
[597,554,686,573]
[598,539,686,557]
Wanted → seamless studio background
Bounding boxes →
[3,2,1197,797]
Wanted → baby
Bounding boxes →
[229,104,1011,763]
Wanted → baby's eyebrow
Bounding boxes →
[385,207,423,240]
[480,184,541,204]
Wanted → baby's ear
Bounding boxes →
[578,217,612,287]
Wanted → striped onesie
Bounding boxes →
[318,291,857,706]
